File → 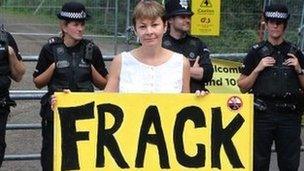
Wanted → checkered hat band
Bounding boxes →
[60,11,86,19]
[265,11,288,19]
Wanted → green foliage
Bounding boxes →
[1,0,302,53]
[202,29,258,53]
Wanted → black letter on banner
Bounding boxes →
[135,106,169,168]
[58,101,95,170]
[174,106,206,167]
[96,104,129,168]
[211,107,245,169]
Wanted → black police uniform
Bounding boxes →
[162,33,213,92]
[0,30,22,167]
[33,37,108,170]
[241,40,304,171]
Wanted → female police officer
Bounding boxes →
[238,3,304,171]
[33,2,108,170]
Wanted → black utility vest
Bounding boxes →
[48,38,94,93]
[252,41,302,99]
[0,30,11,94]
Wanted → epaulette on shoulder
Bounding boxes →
[286,42,300,54]
[0,24,7,32]
[287,41,299,50]
[0,29,7,42]
[82,39,94,45]
[252,41,266,50]
[48,37,62,45]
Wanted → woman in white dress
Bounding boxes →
[105,0,190,93]
[50,0,192,111]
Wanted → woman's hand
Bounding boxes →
[51,89,71,110]
[253,56,275,73]
[195,90,209,97]
[51,94,57,110]
[284,53,301,72]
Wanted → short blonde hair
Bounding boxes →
[132,0,166,27]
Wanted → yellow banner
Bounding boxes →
[206,58,243,93]
[191,0,221,36]
[54,93,253,171]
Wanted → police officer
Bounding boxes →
[162,0,213,93]
[33,2,108,170]
[0,26,25,167]
[237,3,304,171]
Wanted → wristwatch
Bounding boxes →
[297,68,304,75]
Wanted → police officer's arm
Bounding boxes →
[91,46,108,90]
[91,66,108,90]
[237,51,275,93]
[284,53,304,89]
[190,45,213,81]
[182,57,190,93]
[6,32,25,82]
[298,71,304,89]
[33,46,55,89]
[91,46,108,89]
[8,46,25,82]
[104,54,121,92]
[33,63,55,89]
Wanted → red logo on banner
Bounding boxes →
[227,96,243,111]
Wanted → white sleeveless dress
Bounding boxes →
[119,51,184,93]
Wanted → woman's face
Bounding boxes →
[266,20,285,40]
[134,17,166,47]
[62,21,85,41]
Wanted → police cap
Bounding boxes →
[264,3,289,23]
[57,1,91,21]
[165,0,193,18]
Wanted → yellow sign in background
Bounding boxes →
[206,58,243,93]
[54,93,253,170]
[191,0,221,36]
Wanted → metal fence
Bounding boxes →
[1,0,304,163]
[0,0,303,56]
[298,2,304,50]
[0,0,134,56]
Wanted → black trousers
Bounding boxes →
[41,118,53,171]
[253,109,302,171]
[0,106,10,167]
[40,96,54,171]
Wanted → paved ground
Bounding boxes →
[1,11,304,171]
